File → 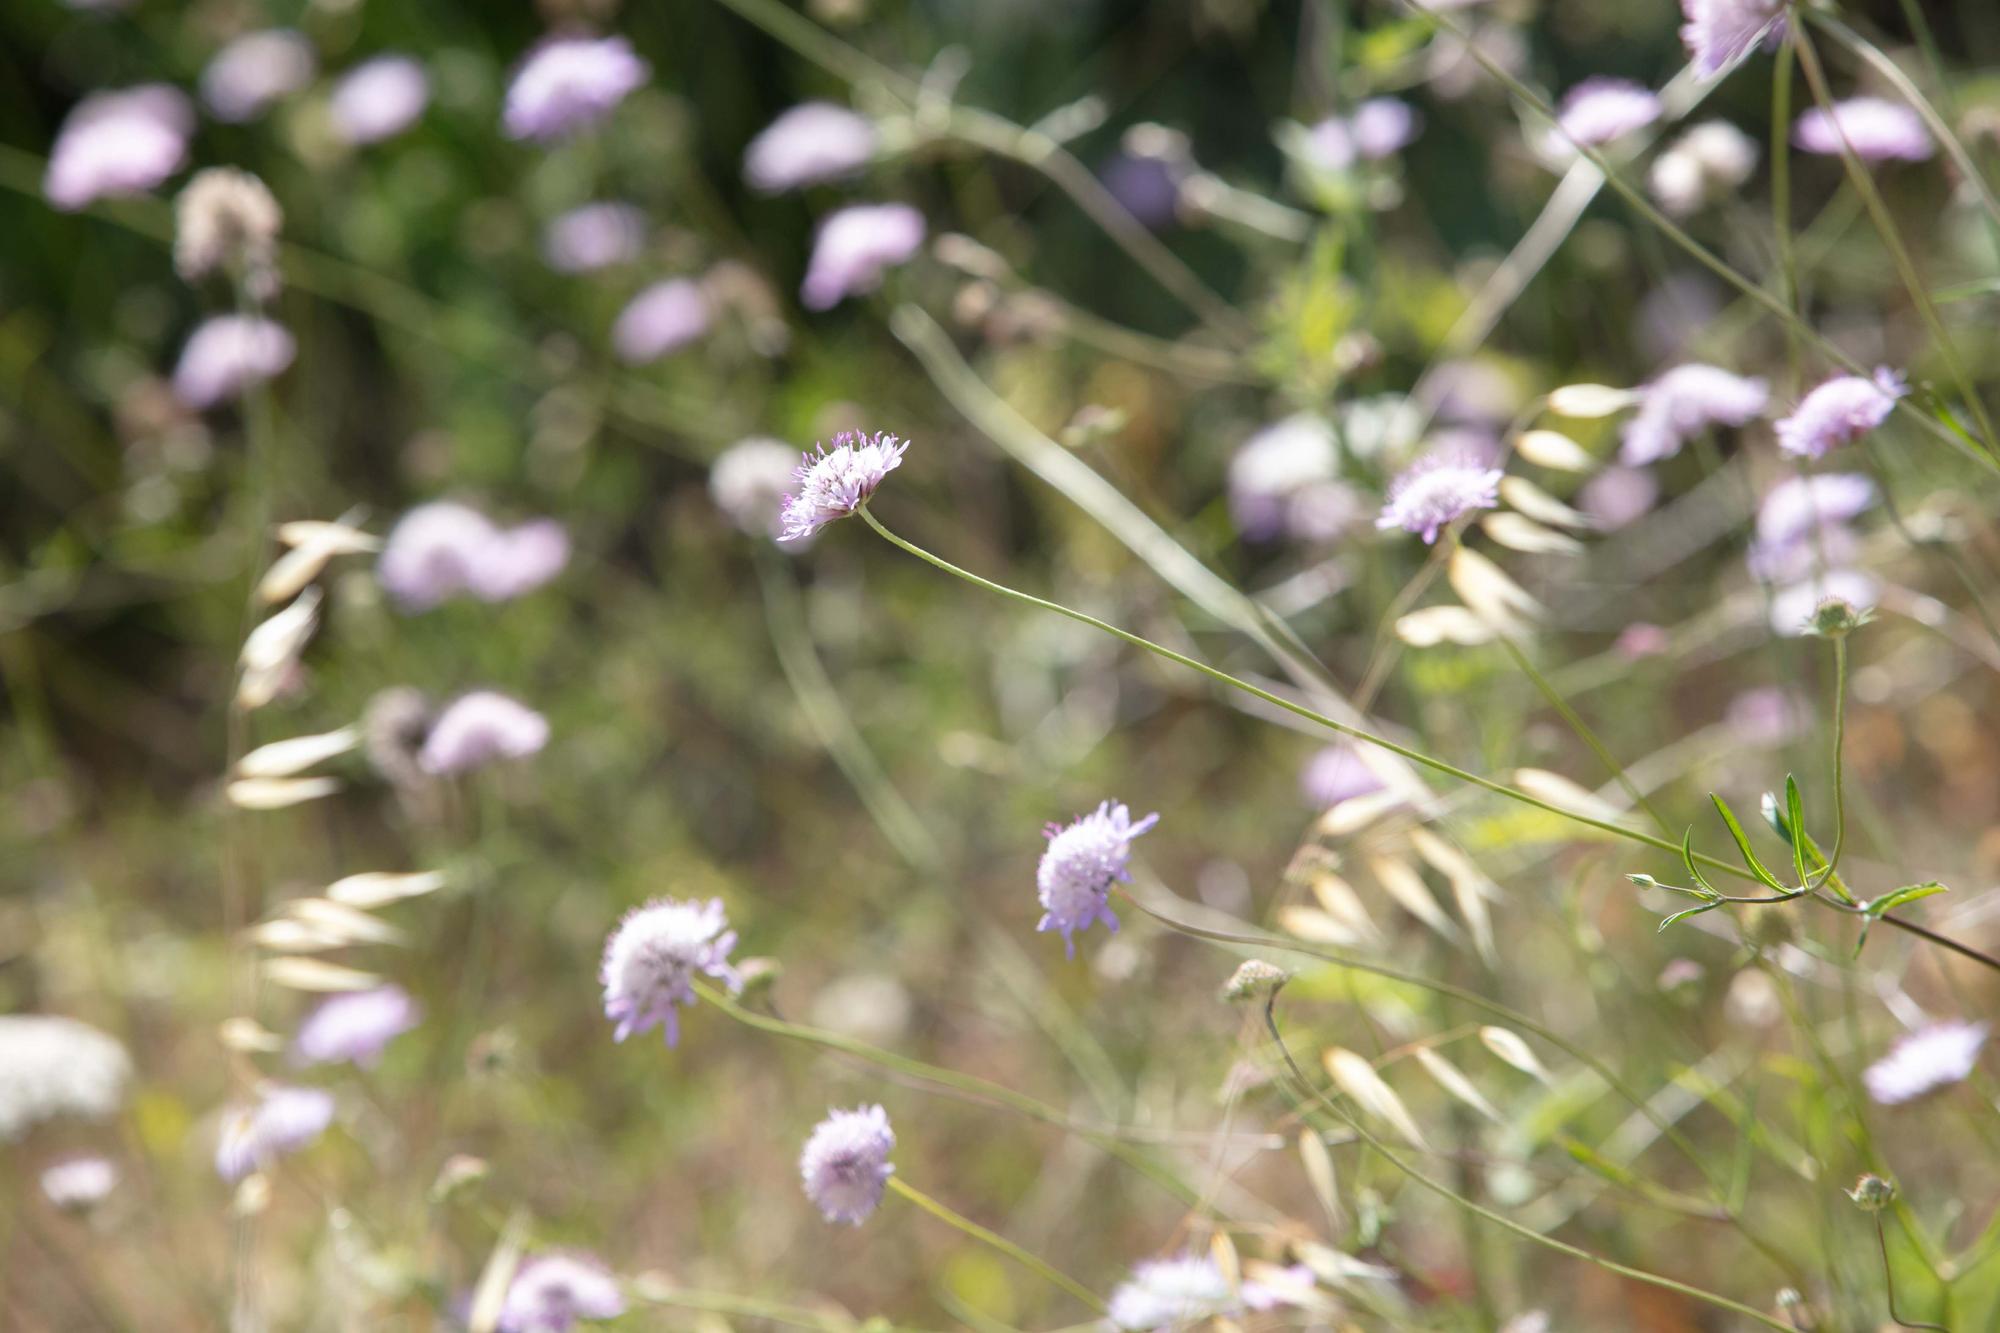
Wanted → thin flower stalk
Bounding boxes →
[885,1176,1107,1313]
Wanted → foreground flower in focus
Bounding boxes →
[292,985,421,1068]
[201,29,316,124]
[600,897,741,1045]
[499,1251,626,1333]
[0,1016,131,1142]
[329,55,429,146]
[1620,364,1769,465]
[1774,368,1906,459]
[1793,98,1933,162]
[377,502,569,611]
[418,692,550,775]
[172,315,296,410]
[744,102,877,192]
[503,37,648,142]
[612,279,711,364]
[799,1104,895,1225]
[1864,1021,1987,1105]
[44,85,192,211]
[778,430,908,541]
[214,1085,334,1181]
[1679,0,1787,78]
[800,203,925,309]
[1037,800,1159,956]
[1376,449,1503,543]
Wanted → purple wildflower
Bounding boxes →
[599,897,741,1046]
[41,1156,118,1210]
[200,29,317,124]
[1307,97,1421,170]
[777,430,908,541]
[1747,473,1876,581]
[543,203,647,273]
[1864,1022,1987,1105]
[1376,449,1503,543]
[1036,800,1159,956]
[499,1252,626,1333]
[612,279,711,364]
[172,316,296,410]
[214,1085,334,1182]
[44,86,192,211]
[292,985,421,1068]
[329,55,429,146]
[1577,465,1658,530]
[417,692,550,775]
[1768,570,1878,637]
[800,203,926,310]
[1301,744,1386,808]
[503,37,648,143]
[377,502,569,611]
[1227,415,1349,542]
[1620,364,1770,465]
[1679,0,1787,78]
[1793,98,1934,162]
[799,1104,895,1225]
[711,437,805,540]
[1774,368,1906,459]
[744,102,877,193]
[1548,78,1662,157]
[1107,1255,1236,1331]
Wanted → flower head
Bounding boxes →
[41,1156,119,1211]
[174,167,283,301]
[778,431,908,541]
[1376,449,1503,543]
[214,1085,334,1181]
[378,502,569,611]
[201,29,316,124]
[503,37,648,142]
[293,985,421,1068]
[1307,97,1420,170]
[329,55,429,146]
[711,437,806,540]
[612,279,710,364]
[1546,78,1661,158]
[799,1104,895,1225]
[1746,473,1875,581]
[1679,0,1787,78]
[172,315,296,410]
[1793,97,1933,162]
[1107,1255,1235,1331]
[1227,415,1356,543]
[1774,368,1906,459]
[744,102,878,193]
[600,897,741,1045]
[499,1251,626,1333]
[801,203,926,309]
[1864,1021,1987,1105]
[1620,364,1769,465]
[45,85,192,211]
[418,692,550,775]
[1768,570,1878,637]
[1648,120,1759,216]
[543,202,647,273]
[1037,801,1159,956]
[0,1016,131,1142]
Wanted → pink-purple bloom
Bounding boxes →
[1307,97,1420,170]
[1549,78,1662,155]
[418,692,550,775]
[329,55,429,146]
[1037,800,1159,956]
[172,315,297,410]
[44,85,192,211]
[1775,368,1906,459]
[1377,449,1503,543]
[1679,0,1787,78]
[799,1104,895,1225]
[1106,1255,1241,1330]
[1620,364,1770,465]
[599,897,741,1046]
[1747,473,1876,581]
[201,29,317,124]
[503,37,648,142]
[778,430,908,541]
[744,102,878,193]
[498,1252,626,1333]
[612,279,710,364]
[292,986,421,1068]
[377,502,569,611]
[214,1085,334,1182]
[543,202,647,273]
[801,203,926,310]
[1864,1021,1987,1105]
[1793,98,1934,162]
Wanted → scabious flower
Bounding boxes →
[1864,1021,1987,1105]
[1793,98,1934,162]
[1767,570,1879,637]
[172,315,296,410]
[800,203,926,309]
[711,437,805,540]
[599,897,741,1046]
[1301,744,1386,808]
[744,102,878,192]
[1037,800,1159,956]
[1227,415,1359,543]
[1679,0,1787,78]
[44,85,192,211]
[329,55,429,146]
[1376,449,1503,543]
[503,37,648,142]
[1774,368,1906,459]
[799,1104,895,1225]
[498,1252,626,1333]
[201,29,317,124]
[0,1016,131,1142]
[1106,1255,1236,1331]
[1307,97,1420,170]
[41,1156,119,1211]
[377,502,568,611]
[1648,120,1759,216]
[543,202,647,273]
[1620,364,1769,465]
[174,167,283,301]
[612,279,711,364]
[418,692,550,775]
[778,430,908,541]
[293,986,421,1068]
[1546,78,1662,159]
[1746,473,1876,581]
[214,1085,334,1182]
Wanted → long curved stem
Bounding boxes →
[887,1177,1107,1314]
[1877,1215,1950,1331]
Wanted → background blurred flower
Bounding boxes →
[292,986,421,1068]
[214,1085,334,1181]
[503,37,648,142]
[1648,120,1759,216]
[1377,449,1503,543]
[1864,1021,1987,1104]
[1307,97,1420,170]
[498,1252,626,1333]
[1775,368,1906,458]
[1107,1254,1235,1331]
[418,692,550,775]
[1620,364,1769,465]
[744,101,877,192]
[1227,414,1343,541]
[1577,465,1658,530]
[799,1104,895,1225]
[201,29,317,124]
[1546,78,1661,159]
[41,1156,119,1210]
[377,502,568,611]
[800,203,925,309]
[711,437,804,540]
[0,1016,131,1141]
[44,85,191,210]
[1747,474,1876,581]
[1679,0,1787,77]
[1793,98,1934,161]
[328,55,429,146]
[171,315,296,410]
[543,202,647,273]
[174,167,283,302]
[1300,743,1386,807]
[612,279,710,363]
[599,897,741,1045]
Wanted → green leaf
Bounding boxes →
[1659,902,1723,932]
[1680,827,1715,895]
[1785,776,1807,888]
[1870,882,1948,916]
[1710,795,1788,892]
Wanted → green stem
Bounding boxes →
[1877,1216,1950,1332]
[1498,635,1670,836]
[886,1177,1107,1314]
[1822,636,1849,881]
[1771,26,1801,386]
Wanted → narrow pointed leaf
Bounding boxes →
[1710,795,1787,892]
